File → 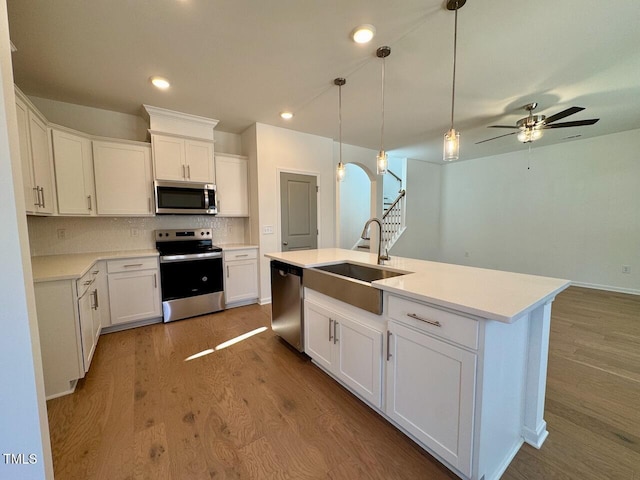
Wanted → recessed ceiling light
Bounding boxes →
[351,24,376,44]
[150,76,170,90]
[280,111,294,120]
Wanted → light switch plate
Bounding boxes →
[263,225,274,235]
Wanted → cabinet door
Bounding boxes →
[386,321,476,478]
[93,141,153,215]
[78,290,96,373]
[152,134,185,181]
[335,316,383,408]
[52,129,95,215]
[15,98,37,213]
[94,261,111,329]
[185,139,214,182]
[108,269,161,325]
[29,111,55,214]
[215,155,248,216]
[225,259,258,304]
[304,300,334,371]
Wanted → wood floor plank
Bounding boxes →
[46,287,640,480]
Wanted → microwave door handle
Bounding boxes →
[204,189,210,209]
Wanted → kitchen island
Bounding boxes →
[266,248,570,480]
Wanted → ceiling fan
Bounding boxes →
[476,103,600,144]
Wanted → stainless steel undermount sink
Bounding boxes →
[304,262,409,315]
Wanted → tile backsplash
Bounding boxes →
[28,216,246,256]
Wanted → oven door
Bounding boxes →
[159,255,224,301]
[155,181,217,215]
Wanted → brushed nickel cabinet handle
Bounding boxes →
[182,164,186,179]
[94,289,99,309]
[84,280,92,286]
[407,313,442,327]
[33,187,40,207]
[153,273,157,288]
[235,254,249,258]
[124,263,143,268]
[387,331,392,361]
[187,164,191,179]
[87,195,92,211]
[40,187,45,208]
[328,318,333,342]
[226,265,230,278]
[333,321,338,344]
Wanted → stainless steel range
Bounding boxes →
[156,228,224,322]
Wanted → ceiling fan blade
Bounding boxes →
[488,125,519,129]
[544,106,585,124]
[475,132,517,144]
[543,119,600,128]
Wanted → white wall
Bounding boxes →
[0,1,53,477]
[391,158,442,261]
[250,123,335,303]
[440,129,640,294]
[27,216,245,256]
[339,163,371,249]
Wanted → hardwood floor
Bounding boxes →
[46,286,640,479]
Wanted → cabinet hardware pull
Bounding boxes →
[187,164,191,179]
[92,289,99,310]
[95,289,99,309]
[235,254,249,258]
[387,331,393,360]
[92,270,99,275]
[39,187,45,208]
[182,164,186,178]
[407,313,442,327]
[84,280,92,286]
[333,321,338,344]
[226,266,230,278]
[33,187,40,207]
[87,195,92,210]
[329,319,333,342]
[124,263,143,268]
[153,273,157,288]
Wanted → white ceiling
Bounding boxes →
[7,0,640,163]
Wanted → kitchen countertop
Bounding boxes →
[31,250,159,283]
[265,248,570,323]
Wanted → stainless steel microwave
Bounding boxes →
[154,181,217,215]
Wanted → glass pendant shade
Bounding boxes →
[336,161,346,181]
[443,128,460,161]
[517,128,543,143]
[376,150,388,175]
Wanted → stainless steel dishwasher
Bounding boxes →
[270,260,304,352]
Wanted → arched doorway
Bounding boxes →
[338,163,376,249]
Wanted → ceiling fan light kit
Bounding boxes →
[444,0,465,161]
[376,46,391,175]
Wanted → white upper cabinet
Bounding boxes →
[93,140,153,216]
[15,90,56,215]
[215,153,249,216]
[152,133,214,183]
[51,128,96,215]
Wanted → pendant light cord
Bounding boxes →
[450,1,459,130]
[381,56,386,152]
[338,83,343,165]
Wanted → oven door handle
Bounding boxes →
[160,252,222,263]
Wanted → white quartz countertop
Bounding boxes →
[220,244,259,251]
[265,248,570,323]
[31,250,159,283]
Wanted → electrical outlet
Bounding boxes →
[130,228,139,237]
[56,229,66,240]
[263,225,274,235]
[622,265,631,274]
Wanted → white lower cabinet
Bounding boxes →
[107,257,161,325]
[304,294,384,408]
[223,248,258,307]
[386,320,476,478]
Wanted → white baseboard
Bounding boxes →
[571,281,640,296]
[259,297,271,306]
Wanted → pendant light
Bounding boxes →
[376,46,391,175]
[335,77,347,182]
[443,0,466,161]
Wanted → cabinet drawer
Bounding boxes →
[77,265,99,297]
[107,256,158,274]
[223,249,257,261]
[387,295,479,350]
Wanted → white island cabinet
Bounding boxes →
[265,248,570,480]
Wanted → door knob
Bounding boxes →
[283,242,288,246]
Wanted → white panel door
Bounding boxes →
[185,139,214,182]
[29,111,55,214]
[52,129,95,215]
[304,300,334,371]
[386,321,476,478]
[108,270,161,325]
[335,316,383,408]
[93,141,153,215]
[152,134,185,181]
[225,259,258,304]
